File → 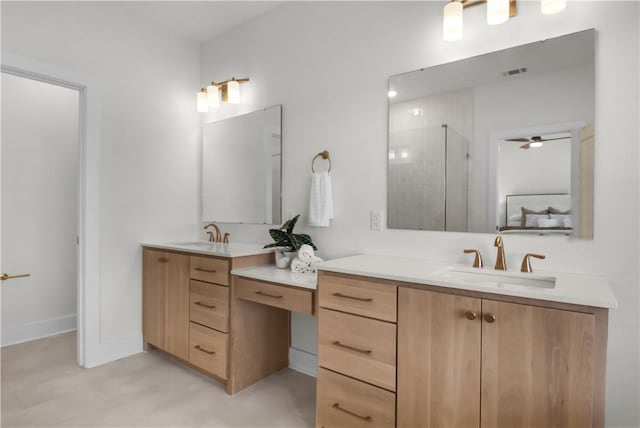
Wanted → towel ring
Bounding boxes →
[311,150,331,173]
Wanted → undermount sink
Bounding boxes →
[173,241,218,248]
[433,266,556,289]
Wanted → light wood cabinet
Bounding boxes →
[481,299,597,428]
[143,246,303,395]
[318,308,396,391]
[397,288,481,428]
[142,249,189,360]
[397,287,605,428]
[316,368,395,428]
[317,272,608,428]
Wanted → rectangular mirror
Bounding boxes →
[202,105,282,224]
[387,29,595,238]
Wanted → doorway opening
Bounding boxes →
[1,73,79,356]
[1,52,101,367]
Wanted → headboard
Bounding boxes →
[506,193,571,225]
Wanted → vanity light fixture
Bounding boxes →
[443,0,566,41]
[196,77,249,112]
[541,0,566,15]
[197,88,208,113]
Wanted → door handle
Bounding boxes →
[0,273,31,281]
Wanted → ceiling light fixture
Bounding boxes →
[196,77,249,112]
[443,0,565,41]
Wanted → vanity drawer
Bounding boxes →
[318,273,397,322]
[189,322,227,379]
[190,280,229,332]
[316,368,395,428]
[235,277,314,316]
[190,256,229,286]
[318,308,396,391]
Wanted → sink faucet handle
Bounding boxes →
[463,249,484,268]
[520,253,546,273]
[223,233,230,244]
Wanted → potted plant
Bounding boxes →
[264,215,317,268]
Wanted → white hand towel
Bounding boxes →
[309,171,333,227]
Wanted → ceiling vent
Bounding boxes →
[503,67,528,77]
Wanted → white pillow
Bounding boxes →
[525,214,549,227]
[550,214,572,228]
[537,218,562,228]
[507,214,522,226]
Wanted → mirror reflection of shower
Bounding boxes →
[388,115,469,231]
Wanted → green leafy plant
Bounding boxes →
[263,214,317,251]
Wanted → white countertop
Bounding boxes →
[317,254,617,309]
[231,265,317,290]
[142,241,273,258]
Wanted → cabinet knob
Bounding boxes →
[484,313,497,323]
[464,311,477,320]
[158,257,169,263]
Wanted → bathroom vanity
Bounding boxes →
[141,241,316,395]
[315,255,616,428]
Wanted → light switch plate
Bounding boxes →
[371,210,383,231]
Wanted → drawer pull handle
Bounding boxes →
[194,267,217,273]
[332,292,372,302]
[256,291,283,299]
[195,301,216,309]
[194,345,215,355]
[332,341,372,355]
[332,403,372,422]
[158,257,169,263]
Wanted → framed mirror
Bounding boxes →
[202,105,282,224]
[387,29,595,238]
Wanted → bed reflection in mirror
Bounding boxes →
[387,29,595,239]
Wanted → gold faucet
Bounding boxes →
[521,253,546,272]
[223,233,230,244]
[494,236,506,270]
[204,223,222,242]
[463,249,484,268]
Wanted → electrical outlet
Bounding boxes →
[371,210,383,231]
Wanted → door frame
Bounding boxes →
[1,51,100,367]
[487,120,587,236]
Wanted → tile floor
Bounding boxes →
[1,332,316,427]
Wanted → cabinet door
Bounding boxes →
[143,249,166,349]
[163,252,190,360]
[481,300,595,428]
[397,288,481,428]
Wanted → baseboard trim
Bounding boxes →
[85,334,143,368]
[289,347,317,377]
[1,314,77,347]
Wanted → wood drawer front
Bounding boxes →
[189,322,227,379]
[318,308,396,391]
[235,277,314,316]
[190,256,229,286]
[316,368,395,428]
[319,273,397,322]
[190,280,229,332]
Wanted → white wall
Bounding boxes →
[1,3,201,347]
[200,2,639,425]
[1,73,79,345]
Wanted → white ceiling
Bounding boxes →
[117,1,280,44]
